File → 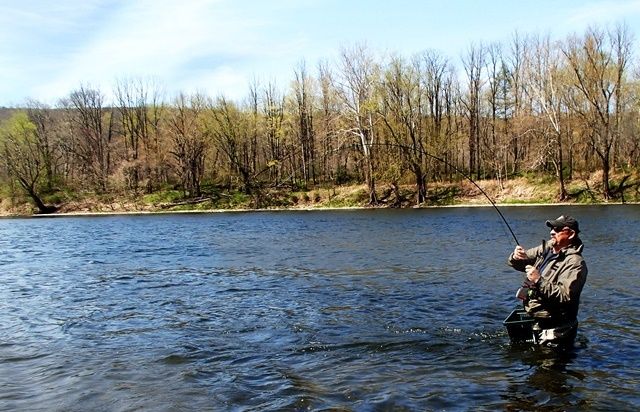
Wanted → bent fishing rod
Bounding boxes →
[369,142,520,246]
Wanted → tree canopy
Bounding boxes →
[1,25,639,213]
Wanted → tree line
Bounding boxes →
[1,24,638,213]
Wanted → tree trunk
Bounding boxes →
[602,155,611,200]
[414,166,427,204]
[18,177,57,214]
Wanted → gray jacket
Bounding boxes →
[508,239,588,326]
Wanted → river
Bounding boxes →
[1,205,638,411]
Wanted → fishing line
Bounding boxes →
[370,142,520,246]
[256,138,520,245]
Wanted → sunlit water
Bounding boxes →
[1,206,638,411]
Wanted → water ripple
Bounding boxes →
[1,207,639,410]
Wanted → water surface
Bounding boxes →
[1,206,638,410]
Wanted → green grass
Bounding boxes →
[142,190,183,204]
[500,198,549,205]
[320,187,369,208]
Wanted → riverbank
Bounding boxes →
[1,172,639,217]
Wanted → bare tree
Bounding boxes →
[378,54,423,204]
[247,79,260,182]
[611,23,635,172]
[114,77,165,193]
[25,99,59,192]
[317,61,342,183]
[334,44,380,204]
[61,85,114,192]
[293,61,316,186]
[206,96,254,194]
[524,34,570,200]
[486,42,502,154]
[261,82,285,186]
[623,64,640,168]
[506,31,529,173]
[563,25,633,199]
[461,42,486,178]
[423,51,457,179]
[166,93,207,197]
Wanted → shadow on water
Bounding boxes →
[500,337,589,411]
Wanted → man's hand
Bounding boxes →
[512,245,528,260]
[525,265,541,283]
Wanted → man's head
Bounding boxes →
[546,215,580,249]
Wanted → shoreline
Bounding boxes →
[3,171,638,218]
[2,201,637,219]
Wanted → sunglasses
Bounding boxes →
[551,226,570,233]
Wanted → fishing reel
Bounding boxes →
[516,280,539,301]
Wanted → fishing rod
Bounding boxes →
[370,142,520,246]
[252,137,520,245]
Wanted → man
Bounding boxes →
[508,215,588,346]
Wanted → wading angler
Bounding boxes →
[507,215,588,346]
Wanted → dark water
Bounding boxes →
[1,206,638,411]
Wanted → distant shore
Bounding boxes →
[2,175,638,218]
[2,200,637,220]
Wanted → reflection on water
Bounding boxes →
[0,206,639,410]
[501,342,585,410]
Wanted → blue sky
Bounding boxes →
[1,0,639,107]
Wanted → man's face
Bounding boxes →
[550,226,574,249]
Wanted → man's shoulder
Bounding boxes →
[564,245,587,268]
[567,242,585,256]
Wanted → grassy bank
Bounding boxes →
[1,171,639,216]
